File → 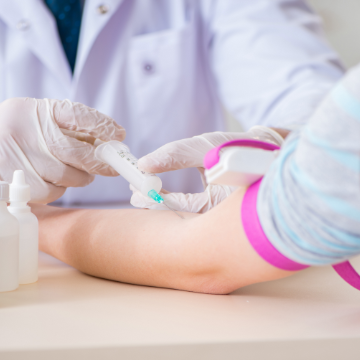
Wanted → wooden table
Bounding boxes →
[1,252,360,360]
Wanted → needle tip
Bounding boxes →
[163,202,184,219]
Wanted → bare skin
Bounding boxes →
[271,128,290,139]
[32,187,297,295]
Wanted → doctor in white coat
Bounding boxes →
[0,0,344,206]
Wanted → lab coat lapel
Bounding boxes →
[73,0,124,83]
[0,0,72,89]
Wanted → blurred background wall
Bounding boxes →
[308,0,360,68]
[226,0,360,131]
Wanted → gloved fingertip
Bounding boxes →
[137,156,157,172]
[129,184,138,193]
[114,128,126,142]
[97,167,119,177]
[130,196,144,209]
[130,192,152,209]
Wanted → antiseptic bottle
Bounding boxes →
[8,170,38,284]
[0,181,19,292]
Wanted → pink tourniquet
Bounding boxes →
[241,180,309,271]
[242,179,360,290]
[203,139,280,170]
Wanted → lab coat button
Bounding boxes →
[17,20,30,31]
[143,63,154,74]
[97,5,109,15]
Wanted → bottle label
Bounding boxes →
[116,150,154,176]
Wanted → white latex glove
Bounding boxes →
[130,126,284,213]
[0,98,125,203]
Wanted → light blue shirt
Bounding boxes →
[258,65,360,265]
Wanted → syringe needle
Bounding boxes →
[162,202,184,219]
[147,190,184,219]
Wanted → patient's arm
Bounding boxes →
[32,188,295,294]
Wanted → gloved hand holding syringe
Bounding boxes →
[61,129,184,219]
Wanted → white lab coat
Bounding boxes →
[0,0,343,205]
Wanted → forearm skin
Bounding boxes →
[32,188,294,294]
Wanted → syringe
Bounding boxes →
[60,129,184,219]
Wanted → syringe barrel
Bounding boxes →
[95,141,162,197]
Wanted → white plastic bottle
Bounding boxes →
[0,181,19,292]
[8,170,38,284]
